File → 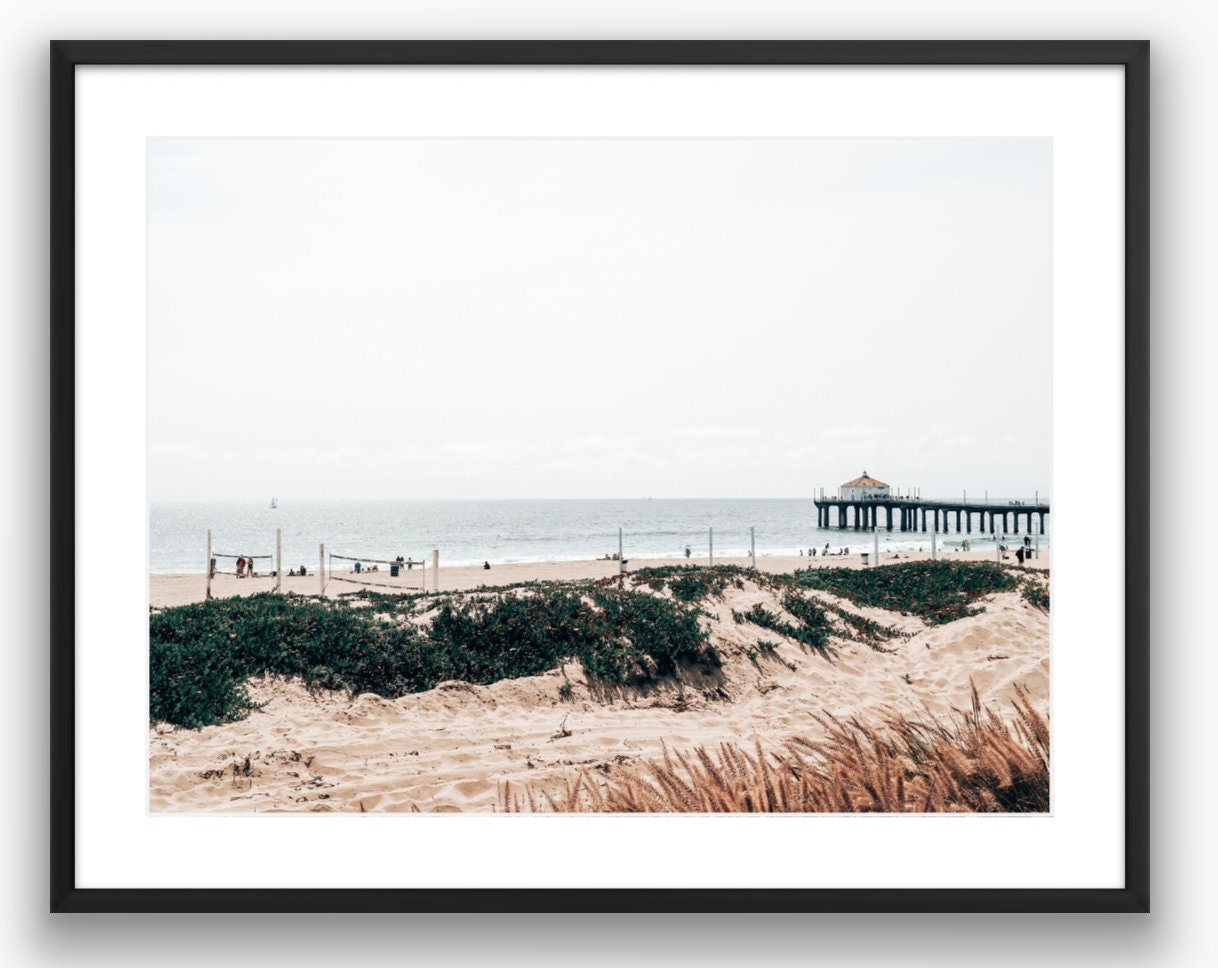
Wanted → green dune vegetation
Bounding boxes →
[790,559,1023,624]
[150,560,1045,731]
[150,584,718,729]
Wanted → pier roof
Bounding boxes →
[842,472,887,487]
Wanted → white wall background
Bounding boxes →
[1,1,1210,965]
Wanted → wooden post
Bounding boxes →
[275,528,281,593]
[709,527,713,567]
[205,529,212,600]
[931,526,937,561]
[319,543,325,596]
[873,525,879,567]
[618,527,624,575]
[750,527,756,569]
[433,549,439,593]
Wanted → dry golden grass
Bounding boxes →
[500,683,1049,813]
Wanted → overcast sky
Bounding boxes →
[147,137,1051,501]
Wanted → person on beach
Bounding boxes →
[299,565,307,576]
[247,559,255,577]
[1016,546,1026,565]
[288,568,296,577]
[684,545,691,558]
[236,556,245,578]
[483,561,491,570]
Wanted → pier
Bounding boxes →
[812,497,1049,535]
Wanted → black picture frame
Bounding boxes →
[49,39,1150,914]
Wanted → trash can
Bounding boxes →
[354,562,361,573]
[390,564,400,577]
[861,552,870,567]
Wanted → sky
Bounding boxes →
[147,137,1052,502]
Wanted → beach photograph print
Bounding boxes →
[148,137,1052,814]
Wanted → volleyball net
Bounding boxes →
[326,552,430,594]
[208,550,274,579]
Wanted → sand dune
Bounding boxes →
[148,565,1049,813]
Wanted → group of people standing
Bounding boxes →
[799,544,844,557]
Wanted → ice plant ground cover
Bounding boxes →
[150,561,1046,730]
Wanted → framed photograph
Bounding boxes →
[51,40,1149,913]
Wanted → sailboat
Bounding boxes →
[269,497,278,509]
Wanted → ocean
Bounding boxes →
[148,498,1050,574]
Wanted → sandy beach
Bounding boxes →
[149,548,1048,608]
[149,551,1050,813]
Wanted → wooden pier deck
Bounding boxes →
[812,497,1049,534]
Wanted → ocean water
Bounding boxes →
[149,499,1050,574]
